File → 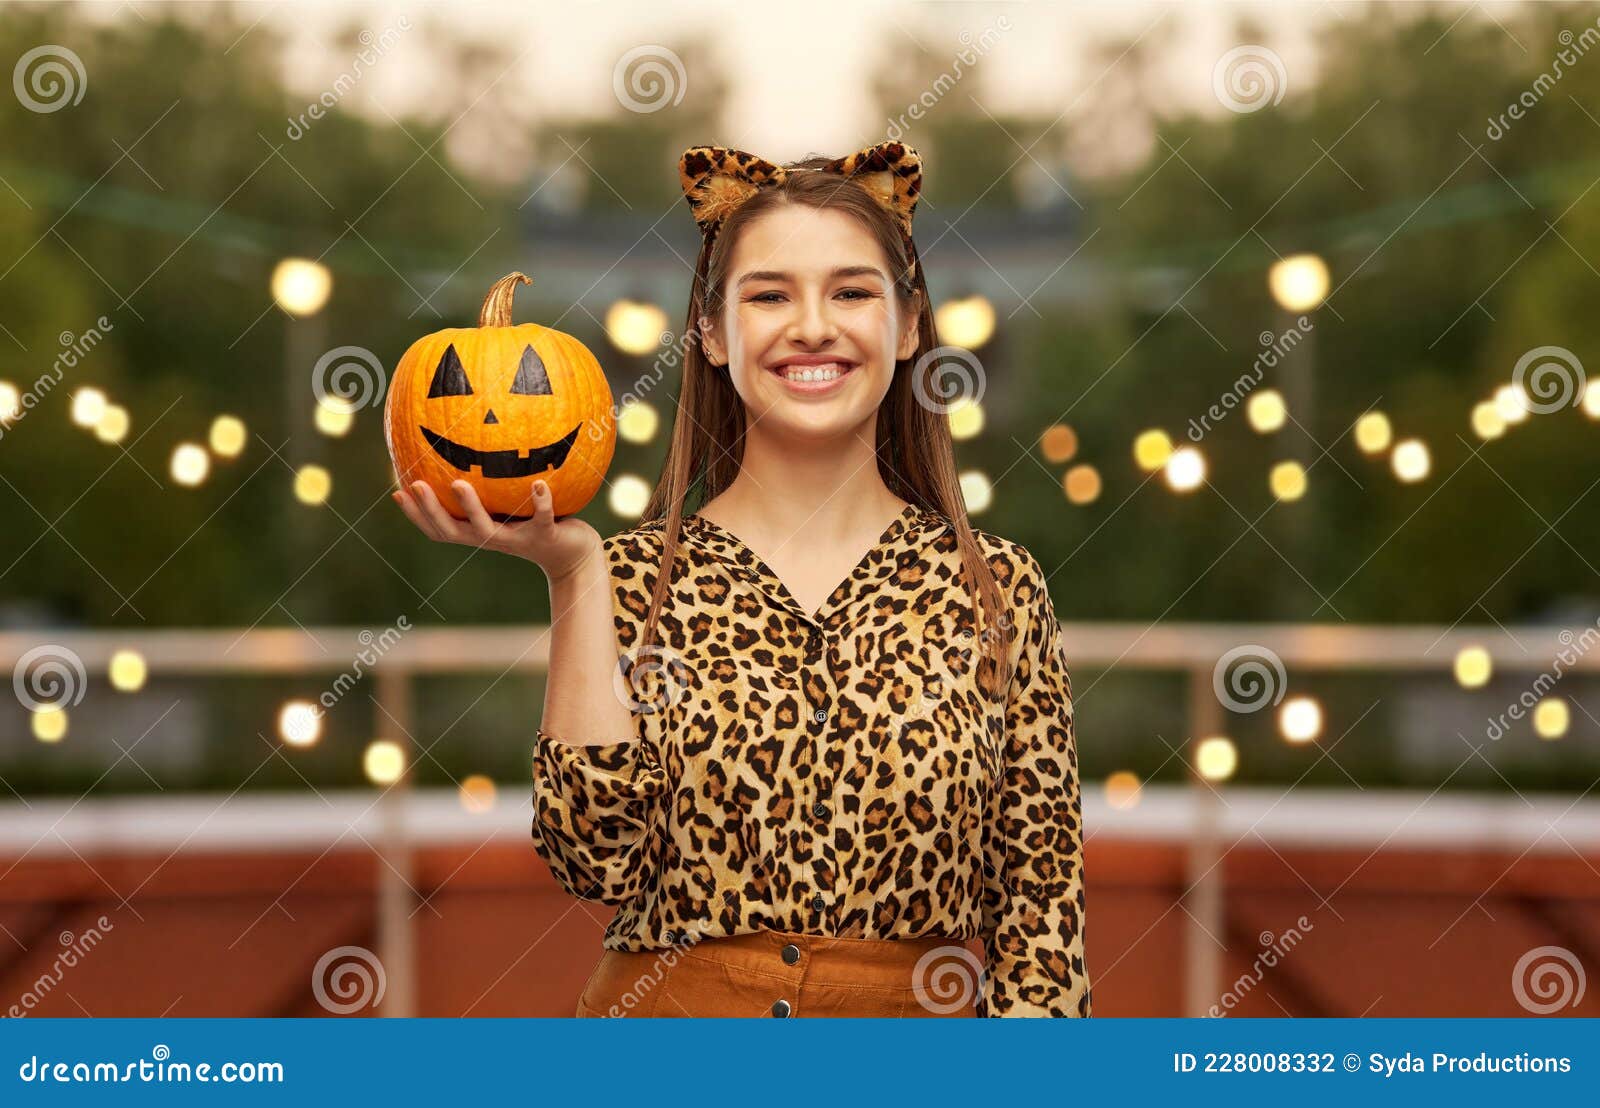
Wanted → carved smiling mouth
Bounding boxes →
[419,423,582,478]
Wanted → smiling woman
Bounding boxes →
[383,271,616,520]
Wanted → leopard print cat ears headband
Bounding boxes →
[677,140,923,278]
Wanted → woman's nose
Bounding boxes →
[787,292,838,346]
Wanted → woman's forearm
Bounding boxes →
[539,552,640,747]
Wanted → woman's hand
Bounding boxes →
[392,478,603,582]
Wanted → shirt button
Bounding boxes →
[812,800,827,819]
[781,943,801,965]
[812,894,826,912]
[771,999,792,1017]
[812,708,828,723]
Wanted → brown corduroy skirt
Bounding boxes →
[574,929,981,1018]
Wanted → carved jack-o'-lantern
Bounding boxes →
[384,272,615,520]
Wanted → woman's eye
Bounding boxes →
[837,288,875,301]
[749,292,785,303]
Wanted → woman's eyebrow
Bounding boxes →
[736,265,887,288]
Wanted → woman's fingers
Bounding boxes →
[452,481,501,544]
[392,484,442,542]
[530,479,554,527]
[411,480,465,543]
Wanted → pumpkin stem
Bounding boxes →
[478,272,533,327]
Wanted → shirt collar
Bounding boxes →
[675,502,949,627]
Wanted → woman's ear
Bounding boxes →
[697,314,728,367]
[895,291,922,361]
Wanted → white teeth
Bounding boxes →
[779,363,849,381]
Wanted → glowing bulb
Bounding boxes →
[271,257,332,317]
[1454,646,1492,688]
[33,707,67,742]
[616,401,659,444]
[278,700,321,747]
[363,739,406,785]
[71,387,107,427]
[1040,424,1078,464]
[109,649,147,692]
[1279,696,1322,743]
[1195,736,1238,782]
[94,404,129,443]
[314,397,354,437]
[947,397,984,440]
[459,774,497,813]
[1354,412,1392,454]
[1063,464,1101,505]
[1471,401,1505,440]
[294,465,332,505]
[170,443,210,486]
[607,473,651,518]
[1391,438,1430,482]
[1494,384,1530,424]
[1269,461,1307,501]
[1165,446,1206,492]
[1105,771,1142,809]
[210,415,248,457]
[1534,698,1569,740]
[604,300,668,356]
[0,380,19,422]
[935,295,996,349]
[1268,253,1329,311]
[1247,390,1287,433]
[959,470,993,514]
[1134,429,1173,472]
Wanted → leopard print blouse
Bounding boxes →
[530,502,1091,1017]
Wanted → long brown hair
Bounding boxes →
[636,153,1014,696]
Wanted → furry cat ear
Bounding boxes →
[677,146,789,237]
[816,141,922,243]
[676,141,922,278]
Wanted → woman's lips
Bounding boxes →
[768,361,858,394]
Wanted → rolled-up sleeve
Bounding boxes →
[531,725,668,905]
[977,550,1092,1017]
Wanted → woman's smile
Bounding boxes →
[767,353,860,394]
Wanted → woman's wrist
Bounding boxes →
[544,543,608,596]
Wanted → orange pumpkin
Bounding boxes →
[384,272,615,520]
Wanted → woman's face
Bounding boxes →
[700,204,920,441]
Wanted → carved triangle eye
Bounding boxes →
[427,343,472,397]
[510,344,552,395]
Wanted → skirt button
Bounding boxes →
[771,999,792,1017]
[781,943,801,965]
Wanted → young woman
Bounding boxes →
[393,141,1090,1018]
